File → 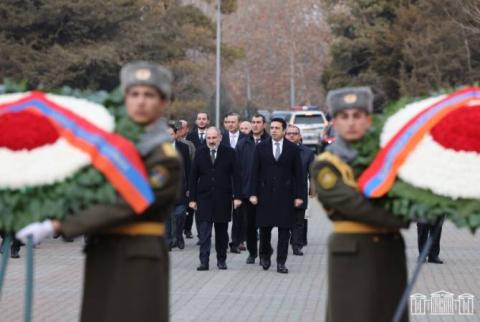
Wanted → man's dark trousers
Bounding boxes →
[230,206,246,249]
[243,199,257,257]
[259,227,290,264]
[417,216,444,258]
[198,221,228,264]
[290,208,306,250]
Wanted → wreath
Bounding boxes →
[352,88,480,232]
[0,86,145,232]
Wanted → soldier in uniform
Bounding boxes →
[311,87,410,322]
[16,61,181,322]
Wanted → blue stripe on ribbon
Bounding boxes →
[363,91,478,197]
[4,99,154,205]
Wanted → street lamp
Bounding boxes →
[215,0,221,127]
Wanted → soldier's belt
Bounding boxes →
[107,222,165,236]
[334,221,397,234]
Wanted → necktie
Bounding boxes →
[210,149,216,164]
[274,142,281,160]
[230,134,236,148]
[199,132,204,143]
[255,138,260,145]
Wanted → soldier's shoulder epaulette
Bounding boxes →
[160,142,178,158]
[315,152,358,189]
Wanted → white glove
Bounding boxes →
[16,220,55,245]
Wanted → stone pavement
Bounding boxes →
[1,199,479,322]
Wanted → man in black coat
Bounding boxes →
[167,124,191,250]
[285,124,315,256]
[221,112,247,253]
[235,113,270,264]
[184,112,210,239]
[186,112,210,148]
[189,127,241,271]
[250,118,304,274]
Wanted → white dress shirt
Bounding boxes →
[229,131,240,148]
[272,138,284,159]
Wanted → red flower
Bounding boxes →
[0,111,59,151]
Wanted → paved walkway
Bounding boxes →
[1,199,479,321]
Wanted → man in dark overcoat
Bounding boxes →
[167,123,191,250]
[311,86,410,322]
[235,113,270,264]
[285,124,315,256]
[189,127,241,271]
[249,118,304,274]
[16,61,181,322]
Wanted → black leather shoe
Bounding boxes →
[185,231,193,239]
[197,263,209,271]
[230,246,241,254]
[428,257,444,264]
[246,256,256,264]
[10,246,20,259]
[177,238,185,250]
[293,248,304,256]
[277,264,288,274]
[260,258,271,270]
[217,261,227,270]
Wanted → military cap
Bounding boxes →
[120,61,173,100]
[326,86,373,115]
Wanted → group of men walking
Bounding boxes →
[166,110,315,274]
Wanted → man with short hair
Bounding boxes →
[167,124,190,250]
[17,61,182,322]
[250,118,304,274]
[220,112,247,253]
[236,113,270,264]
[240,121,252,135]
[187,112,210,148]
[285,124,314,256]
[189,127,241,271]
[311,86,410,322]
[178,119,195,161]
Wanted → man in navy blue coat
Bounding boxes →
[249,118,304,274]
[236,113,270,264]
[285,124,315,256]
[189,127,242,271]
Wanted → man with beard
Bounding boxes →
[189,127,241,271]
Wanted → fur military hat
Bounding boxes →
[120,61,173,100]
[326,86,374,115]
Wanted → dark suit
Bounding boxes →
[170,140,191,246]
[184,128,207,236]
[189,144,240,265]
[235,132,270,258]
[291,144,315,251]
[186,128,208,149]
[220,131,247,249]
[250,138,303,265]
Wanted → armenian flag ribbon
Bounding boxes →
[359,87,480,198]
[0,91,154,213]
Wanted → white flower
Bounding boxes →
[381,95,480,199]
[0,92,114,189]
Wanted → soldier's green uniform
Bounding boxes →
[60,62,181,322]
[311,87,409,322]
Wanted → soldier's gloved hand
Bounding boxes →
[16,220,55,245]
[249,196,258,205]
